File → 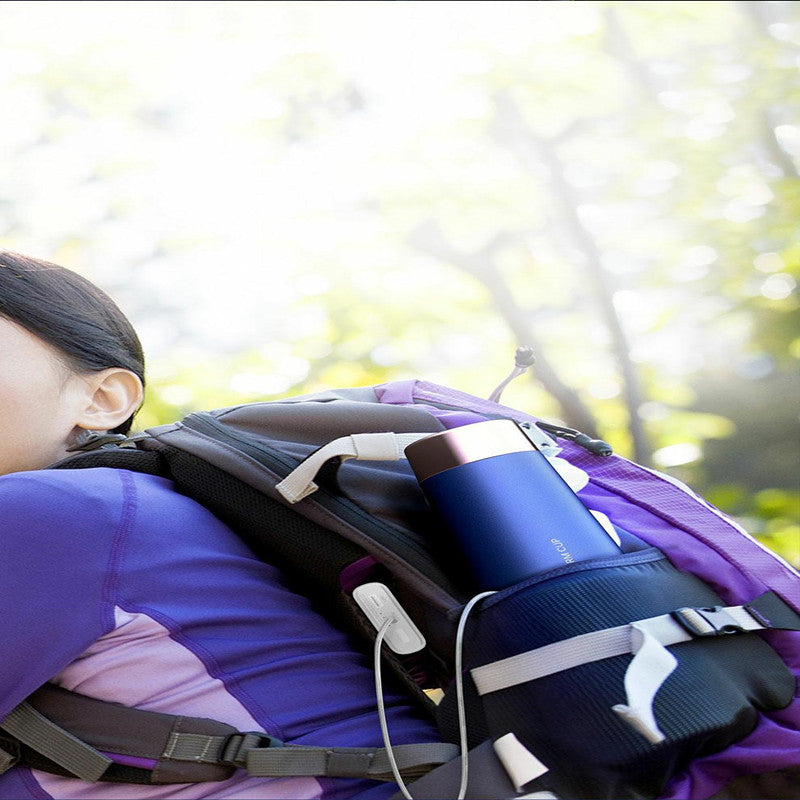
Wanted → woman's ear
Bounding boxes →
[74,368,144,433]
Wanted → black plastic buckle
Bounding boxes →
[218,732,283,768]
[672,605,746,637]
[65,432,129,453]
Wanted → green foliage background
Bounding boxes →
[1,1,798,564]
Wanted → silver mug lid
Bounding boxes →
[404,418,534,482]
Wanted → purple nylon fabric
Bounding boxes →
[376,379,800,799]
[101,754,158,771]
[374,381,491,429]
[338,555,380,593]
[570,459,800,798]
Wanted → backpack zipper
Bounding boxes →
[410,397,613,457]
[533,422,613,457]
[180,412,454,586]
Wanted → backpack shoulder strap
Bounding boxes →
[0,700,111,781]
[50,446,165,475]
[0,684,457,785]
[1,683,238,784]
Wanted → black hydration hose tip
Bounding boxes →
[488,345,536,404]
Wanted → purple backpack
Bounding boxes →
[4,379,799,798]
[373,380,800,798]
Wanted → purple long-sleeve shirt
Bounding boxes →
[0,467,438,799]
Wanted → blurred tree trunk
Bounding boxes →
[407,221,603,438]
[492,91,653,465]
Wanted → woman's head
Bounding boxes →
[0,250,145,474]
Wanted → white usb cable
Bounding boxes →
[374,591,496,800]
[374,617,414,799]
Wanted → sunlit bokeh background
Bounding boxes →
[1,0,798,562]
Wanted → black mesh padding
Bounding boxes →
[160,447,367,604]
[50,448,166,476]
[52,445,359,594]
[159,447,441,712]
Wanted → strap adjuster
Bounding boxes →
[218,732,283,768]
[672,605,746,637]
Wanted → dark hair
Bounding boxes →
[0,250,145,434]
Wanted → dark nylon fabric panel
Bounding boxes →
[395,741,517,800]
[204,393,452,588]
[210,390,443,446]
[443,552,796,799]
[143,412,462,599]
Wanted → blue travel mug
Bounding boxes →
[405,419,622,590]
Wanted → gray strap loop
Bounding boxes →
[162,732,228,764]
[246,742,459,781]
[219,732,283,767]
[164,731,457,782]
[163,731,283,768]
[325,751,375,779]
[0,702,112,782]
[0,744,19,774]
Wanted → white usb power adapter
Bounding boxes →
[353,582,426,655]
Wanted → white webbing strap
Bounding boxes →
[470,603,767,743]
[276,429,583,505]
[472,625,633,695]
[492,733,549,793]
[275,433,434,504]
